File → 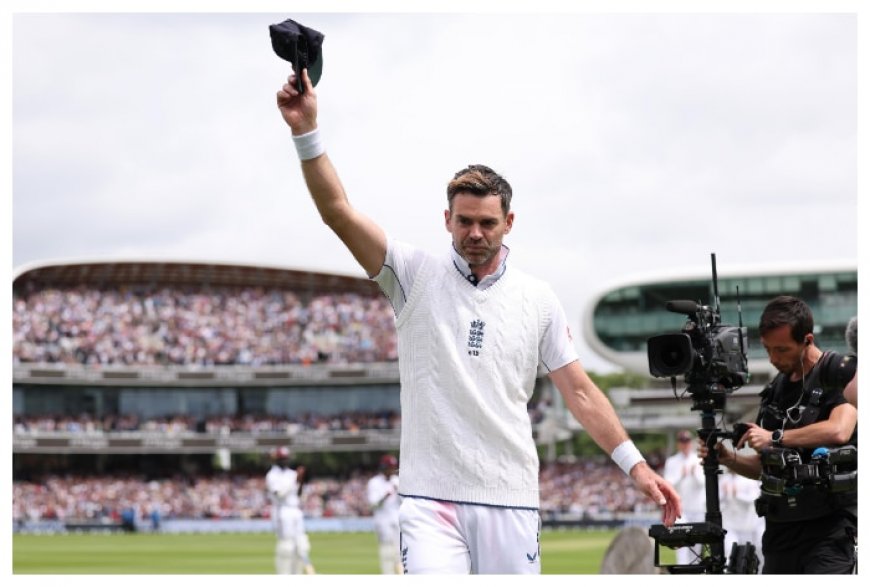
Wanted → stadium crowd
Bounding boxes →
[13,286,398,366]
[12,459,661,526]
[12,284,661,530]
[13,411,402,435]
[13,405,547,434]
[538,458,663,517]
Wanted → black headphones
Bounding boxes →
[800,336,811,358]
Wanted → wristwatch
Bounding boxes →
[771,429,784,446]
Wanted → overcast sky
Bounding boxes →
[9,7,861,373]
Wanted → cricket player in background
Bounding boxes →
[367,454,402,573]
[265,446,315,574]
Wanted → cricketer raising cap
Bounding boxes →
[269,17,325,92]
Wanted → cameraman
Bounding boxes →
[702,295,857,574]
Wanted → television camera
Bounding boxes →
[646,253,758,574]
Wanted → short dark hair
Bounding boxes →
[447,164,512,216]
[758,295,814,343]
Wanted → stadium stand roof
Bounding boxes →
[582,258,857,378]
[12,258,381,296]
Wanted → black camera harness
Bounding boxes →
[755,351,857,525]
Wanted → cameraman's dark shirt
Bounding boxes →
[757,351,857,553]
[757,351,856,443]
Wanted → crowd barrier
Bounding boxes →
[16,515,659,535]
[14,516,376,535]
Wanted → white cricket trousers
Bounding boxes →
[274,506,311,574]
[374,517,402,574]
[398,497,541,574]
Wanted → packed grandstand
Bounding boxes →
[13,285,397,366]
[13,457,664,528]
[13,259,669,533]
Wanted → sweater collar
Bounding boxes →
[450,244,510,289]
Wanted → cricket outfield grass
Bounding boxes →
[12,529,675,574]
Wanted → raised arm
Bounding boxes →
[276,69,387,277]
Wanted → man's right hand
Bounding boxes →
[277,68,318,135]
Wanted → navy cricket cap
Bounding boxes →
[269,18,325,91]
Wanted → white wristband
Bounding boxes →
[292,128,324,161]
[611,440,645,476]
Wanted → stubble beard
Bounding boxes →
[460,239,499,269]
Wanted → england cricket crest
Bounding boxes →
[467,319,485,356]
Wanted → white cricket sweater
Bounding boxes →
[392,248,563,509]
[265,465,301,510]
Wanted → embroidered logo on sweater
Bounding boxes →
[467,319,485,356]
